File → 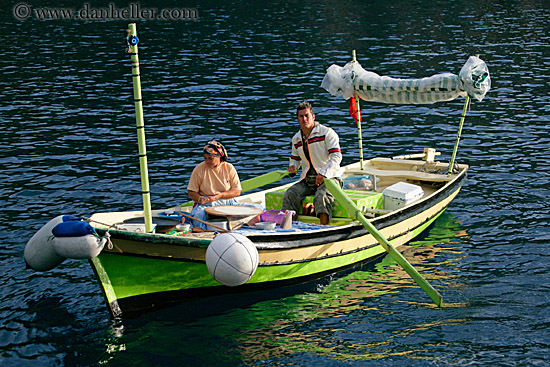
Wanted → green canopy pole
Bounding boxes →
[448,95,470,175]
[448,54,480,176]
[352,50,364,170]
[127,23,154,233]
[324,179,443,307]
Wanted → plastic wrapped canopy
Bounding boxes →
[321,56,491,104]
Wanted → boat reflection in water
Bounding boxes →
[100,212,470,365]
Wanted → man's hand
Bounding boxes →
[316,174,325,186]
[288,165,298,177]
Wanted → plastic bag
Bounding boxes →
[321,56,490,104]
[342,174,376,191]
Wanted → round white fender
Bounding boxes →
[24,215,70,271]
[205,232,259,287]
[53,236,106,259]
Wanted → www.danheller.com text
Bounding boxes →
[13,3,199,21]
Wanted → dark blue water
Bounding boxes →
[1,0,549,365]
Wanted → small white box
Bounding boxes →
[383,182,424,211]
[117,223,157,233]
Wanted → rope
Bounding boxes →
[103,231,113,250]
[82,216,121,230]
[82,217,118,251]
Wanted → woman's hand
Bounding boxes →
[198,195,212,204]
[210,192,223,201]
[194,188,240,205]
[199,193,222,204]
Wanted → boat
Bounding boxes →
[85,153,467,318]
[24,24,491,318]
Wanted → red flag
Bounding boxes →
[349,96,362,125]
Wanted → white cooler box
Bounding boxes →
[383,182,424,211]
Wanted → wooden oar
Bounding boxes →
[176,170,289,208]
[324,179,443,307]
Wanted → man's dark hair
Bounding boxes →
[297,101,313,116]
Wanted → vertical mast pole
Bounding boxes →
[127,23,153,233]
[352,50,364,170]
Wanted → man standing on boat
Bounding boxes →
[281,102,342,225]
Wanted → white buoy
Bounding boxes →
[205,233,259,287]
[24,215,68,271]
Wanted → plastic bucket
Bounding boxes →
[260,210,285,225]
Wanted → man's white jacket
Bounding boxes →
[289,122,342,180]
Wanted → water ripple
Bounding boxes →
[1,1,550,366]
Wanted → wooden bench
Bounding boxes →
[344,157,458,182]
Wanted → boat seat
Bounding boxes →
[344,157,455,182]
[344,168,454,182]
[265,188,384,218]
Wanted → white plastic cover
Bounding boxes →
[321,56,490,104]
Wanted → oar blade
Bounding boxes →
[324,178,443,307]
[378,241,443,307]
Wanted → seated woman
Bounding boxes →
[187,141,263,230]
